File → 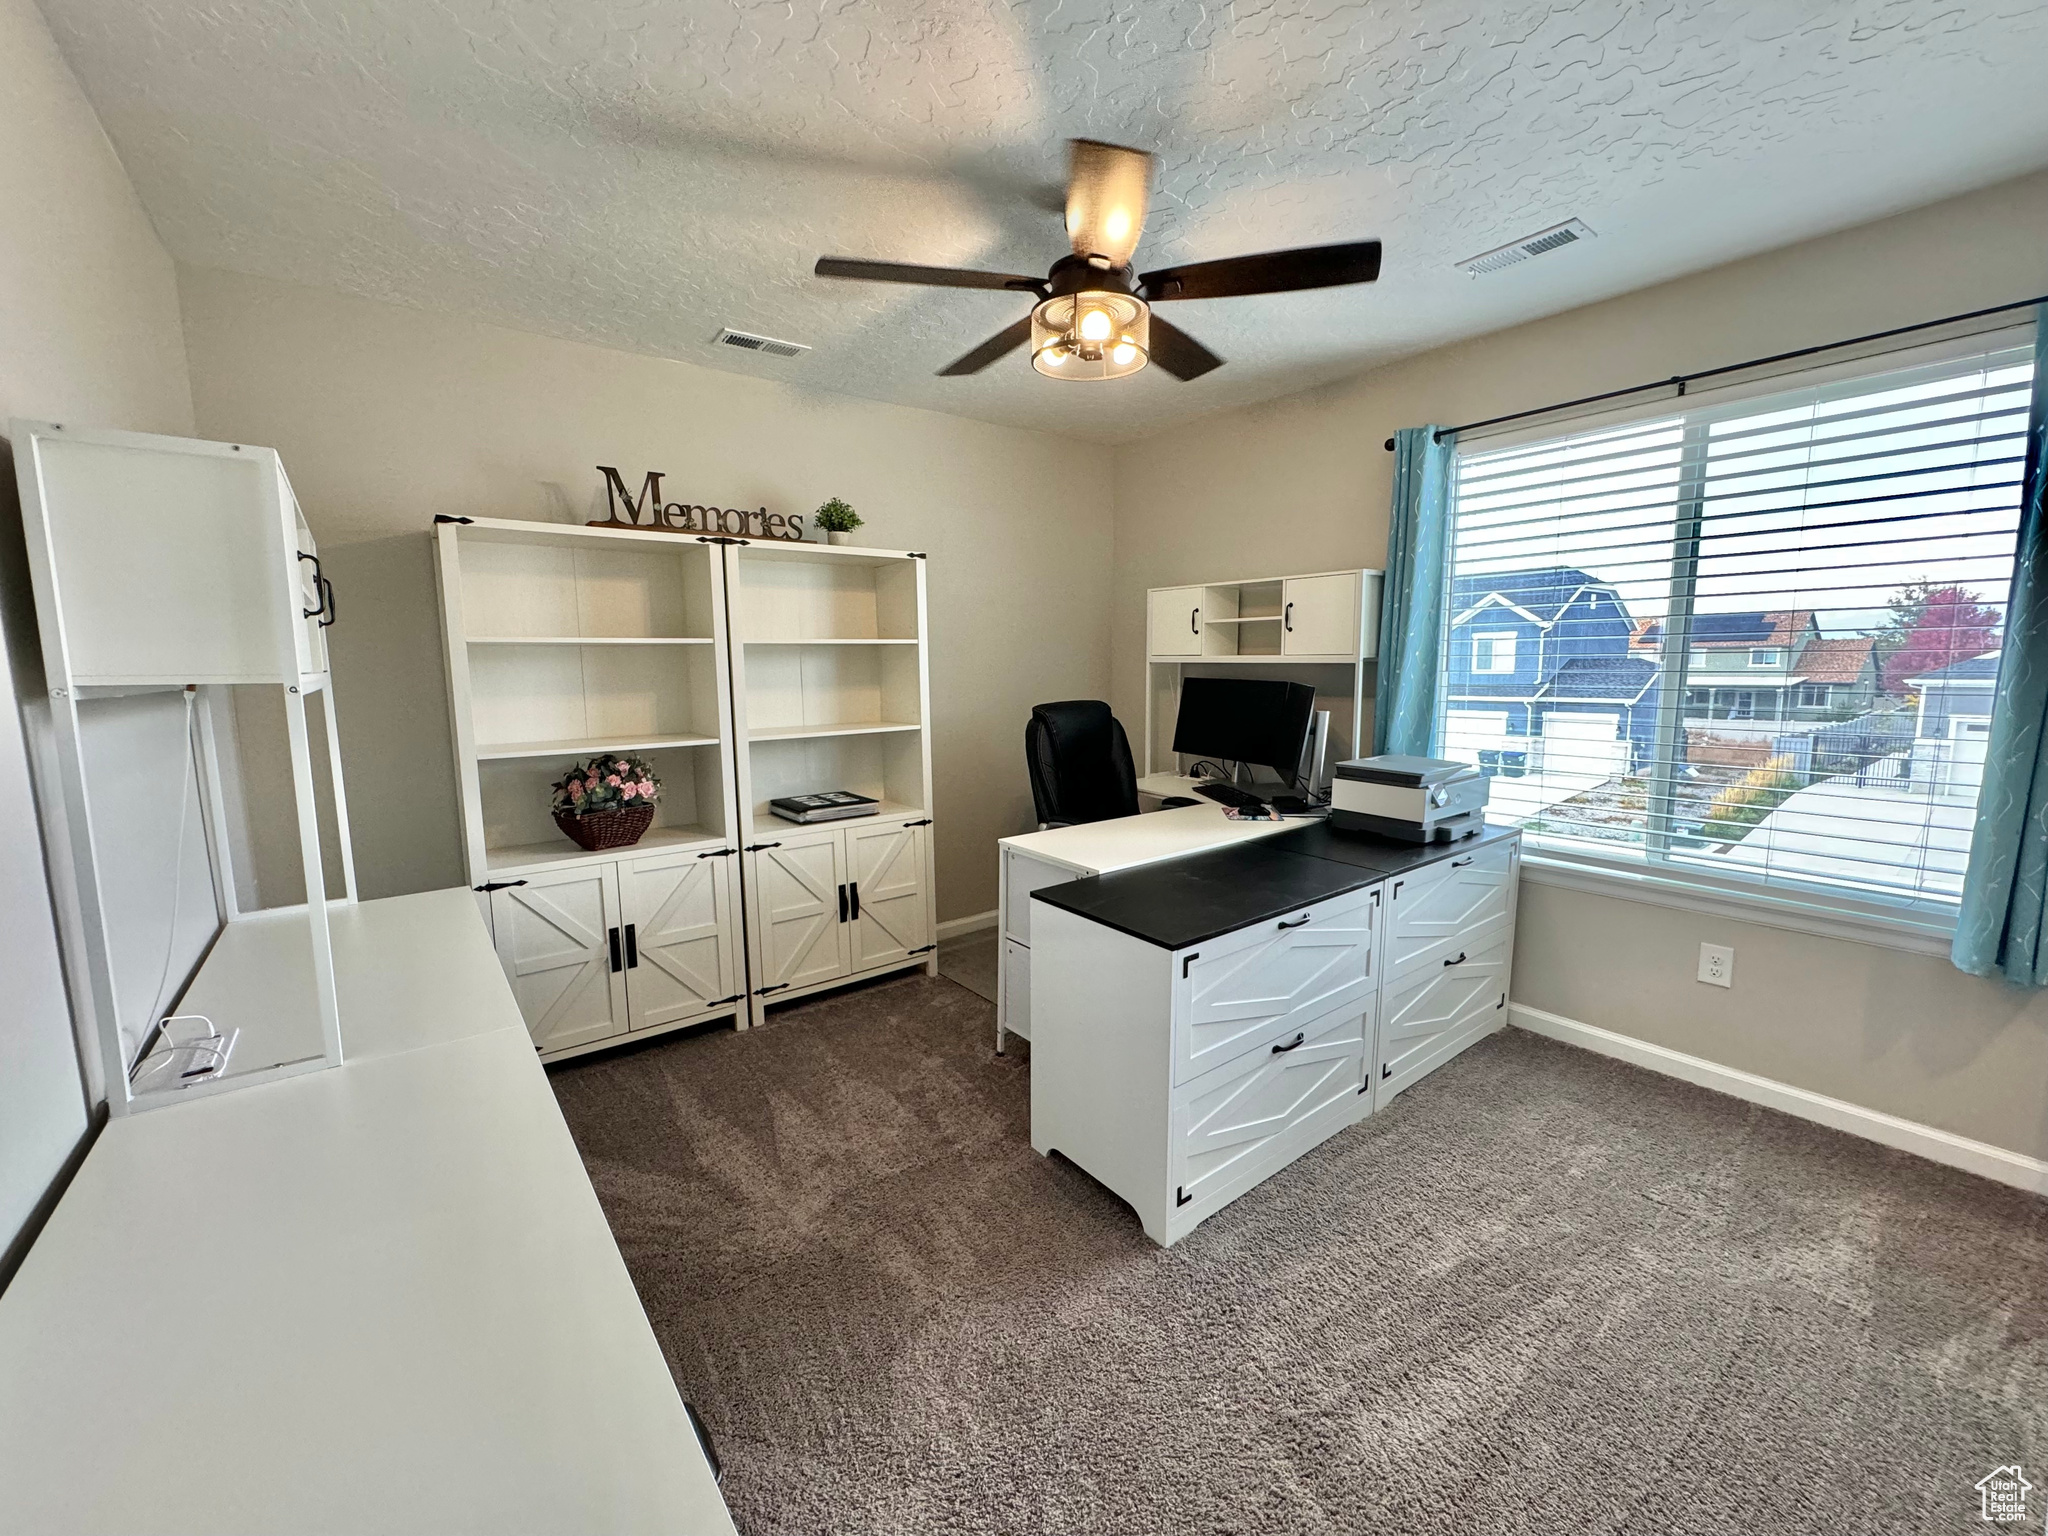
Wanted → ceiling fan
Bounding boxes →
[814,140,1382,383]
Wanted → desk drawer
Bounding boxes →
[1172,1005,1365,1209]
[1173,884,1378,1084]
[1384,843,1514,983]
[1379,937,1509,1101]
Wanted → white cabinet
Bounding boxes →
[1028,829,1519,1245]
[1148,585,1205,657]
[491,848,742,1059]
[743,815,934,1017]
[749,826,849,994]
[491,864,629,1055]
[621,850,740,1033]
[1281,572,1364,658]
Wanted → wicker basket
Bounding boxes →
[553,805,654,852]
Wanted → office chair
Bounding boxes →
[1025,700,1196,828]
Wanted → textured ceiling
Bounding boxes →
[39,0,2048,441]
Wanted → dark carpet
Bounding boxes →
[549,972,2048,1535]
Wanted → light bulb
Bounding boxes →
[1077,306,1113,343]
[1110,339,1137,366]
[1042,345,1067,366]
[1104,208,1130,244]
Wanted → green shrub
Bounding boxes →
[1701,754,1801,843]
[814,497,862,532]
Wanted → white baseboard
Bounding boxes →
[1507,1002,2048,1197]
[937,909,998,941]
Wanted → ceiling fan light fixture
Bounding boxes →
[1031,292,1150,381]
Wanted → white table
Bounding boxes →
[996,802,1300,1050]
[0,889,736,1536]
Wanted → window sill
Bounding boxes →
[1518,851,1957,959]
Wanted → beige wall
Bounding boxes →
[179,266,1115,919]
[0,0,193,1248]
[1113,168,2048,1161]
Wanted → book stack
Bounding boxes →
[768,791,882,825]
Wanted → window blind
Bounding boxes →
[1441,340,2035,924]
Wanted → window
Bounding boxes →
[1441,339,2031,935]
[1471,630,1518,674]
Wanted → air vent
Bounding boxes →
[715,327,810,359]
[1458,219,1595,276]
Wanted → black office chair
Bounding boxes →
[1025,700,1196,828]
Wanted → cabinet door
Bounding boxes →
[848,820,930,970]
[1383,844,1515,985]
[1281,573,1361,657]
[287,471,327,675]
[750,828,849,993]
[491,865,627,1054]
[621,852,737,1030]
[1378,939,1509,1102]
[1148,586,1205,658]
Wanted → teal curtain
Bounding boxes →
[1954,310,2048,984]
[1373,426,1457,756]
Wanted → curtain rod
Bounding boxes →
[1380,291,2048,452]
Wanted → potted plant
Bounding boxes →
[550,753,662,852]
[814,496,863,546]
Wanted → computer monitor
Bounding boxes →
[1172,677,1319,781]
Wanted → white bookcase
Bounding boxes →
[435,518,747,1060]
[1144,567,1384,785]
[12,421,356,1113]
[725,542,937,1028]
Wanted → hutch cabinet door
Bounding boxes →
[490,865,628,1053]
[1281,573,1361,657]
[750,828,849,993]
[847,820,929,970]
[1147,586,1205,658]
[621,851,735,1031]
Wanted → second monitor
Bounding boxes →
[1171,676,1318,786]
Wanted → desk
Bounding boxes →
[0,890,736,1536]
[996,803,1299,1050]
[1027,824,1519,1245]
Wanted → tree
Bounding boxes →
[1879,584,2001,695]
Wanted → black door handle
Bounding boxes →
[1451,855,1474,868]
[849,881,861,919]
[1271,1031,1307,1054]
[838,883,848,923]
[1277,914,1311,929]
[745,841,782,853]
[474,878,527,892]
[296,551,324,618]
[1444,951,1468,967]
[1190,606,1199,635]
[319,574,337,628]
[624,923,639,968]
[1284,600,1293,632]
[607,926,622,973]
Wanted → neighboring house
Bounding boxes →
[1907,652,1999,739]
[1634,611,1873,724]
[1636,610,1820,724]
[1445,567,1659,768]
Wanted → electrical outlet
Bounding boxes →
[1698,943,1733,988]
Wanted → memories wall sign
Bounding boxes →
[588,467,807,541]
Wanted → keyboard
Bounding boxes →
[1195,782,1267,811]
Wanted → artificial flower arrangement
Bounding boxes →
[550,753,662,851]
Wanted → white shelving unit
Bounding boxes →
[435,517,747,1059]
[12,421,356,1114]
[726,542,938,1028]
[1144,567,1384,786]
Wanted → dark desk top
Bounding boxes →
[1030,821,1518,951]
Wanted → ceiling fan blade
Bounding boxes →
[1065,140,1152,267]
[1140,240,1382,302]
[815,257,1045,294]
[937,316,1035,376]
[1147,316,1224,381]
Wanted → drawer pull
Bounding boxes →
[1277,914,1311,930]
[1270,1031,1307,1054]
[1443,950,1468,967]
[1451,855,1474,868]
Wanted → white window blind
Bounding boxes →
[1442,339,2035,930]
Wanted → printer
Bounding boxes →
[1330,755,1489,842]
